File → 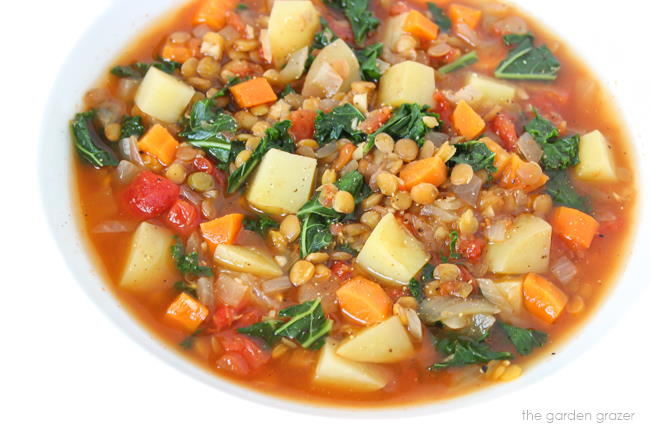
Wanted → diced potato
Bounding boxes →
[468,73,516,105]
[380,13,408,55]
[336,316,415,363]
[313,338,391,392]
[246,148,317,215]
[120,222,178,291]
[377,61,436,107]
[302,39,361,97]
[134,67,194,123]
[213,244,283,278]
[357,213,430,285]
[268,0,320,68]
[486,214,552,274]
[575,130,617,182]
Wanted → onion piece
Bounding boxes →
[551,256,578,285]
[127,136,144,166]
[516,132,543,163]
[419,296,500,326]
[425,131,450,147]
[115,160,142,185]
[180,184,202,206]
[485,218,507,242]
[196,276,215,309]
[450,175,483,206]
[315,141,338,159]
[279,46,308,84]
[262,275,292,293]
[420,204,457,222]
[215,273,250,307]
[92,220,137,234]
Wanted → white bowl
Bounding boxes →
[39,0,650,417]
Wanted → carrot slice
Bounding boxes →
[523,273,568,324]
[551,206,600,251]
[336,277,392,325]
[403,9,439,40]
[200,213,244,254]
[230,77,278,108]
[449,4,482,30]
[399,156,448,190]
[452,100,485,139]
[193,0,237,30]
[137,124,180,166]
[165,292,209,332]
[333,142,357,171]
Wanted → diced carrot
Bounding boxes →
[479,137,511,176]
[161,41,194,63]
[551,206,600,251]
[523,273,568,324]
[165,292,209,332]
[200,213,244,254]
[230,77,278,108]
[452,100,485,139]
[336,276,392,325]
[333,142,357,171]
[138,124,180,166]
[399,156,448,190]
[403,10,439,40]
[498,154,548,193]
[193,0,237,30]
[449,4,482,30]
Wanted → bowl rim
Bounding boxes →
[38,0,649,418]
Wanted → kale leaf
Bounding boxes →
[494,33,560,81]
[171,236,213,277]
[243,214,280,237]
[525,109,579,170]
[314,103,366,144]
[280,84,295,98]
[450,140,497,175]
[365,104,438,153]
[71,111,118,168]
[180,97,238,164]
[227,120,294,193]
[430,336,512,369]
[545,170,592,213]
[499,322,547,356]
[237,320,283,347]
[438,50,478,75]
[119,115,145,139]
[325,0,379,46]
[306,18,338,69]
[440,230,461,263]
[110,58,181,79]
[355,43,384,82]
[300,213,335,257]
[408,263,435,302]
[427,2,451,32]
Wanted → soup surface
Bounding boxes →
[73,0,636,407]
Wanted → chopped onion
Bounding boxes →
[117,78,139,101]
[180,184,202,206]
[259,29,272,64]
[252,285,281,310]
[340,159,358,176]
[215,273,250,307]
[262,276,292,293]
[450,175,483,206]
[115,160,141,185]
[421,204,457,222]
[485,218,507,242]
[551,256,578,285]
[316,141,338,159]
[127,136,144,166]
[298,280,338,314]
[92,220,136,234]
[192,24,211,38]
[517,132,543,163]
[491,16,528,35]
[434,196,463,210]
[306,62,343,98]
[452,85,482,106]
[196,276,215,309]
[279,46,308,84]
[419,296,500,326]
[218,25,239,42]
[425,131,450,147]
[405,308,423,341]
[477,278,520,315]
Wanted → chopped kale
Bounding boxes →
[314,103,366,144]
[427,2,451,32]
[499,322,547,356]
[119,115,145,139]
[365,104,439,153]
[450,140,497,176]
[355,43,384,82]
[525,109,579,170]
[171,236,213,277]
[494,33,560,81]
[243,214,280,237]
[545,170,592,213]
[430,336,512,369]
[438,51,479,75]
[324,0,379,46]
[71,111,118,168]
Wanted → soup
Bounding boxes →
[72,0,636,408]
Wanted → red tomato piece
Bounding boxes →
[164,199,200,236]
[193,156,215,175]
[490,112,518,151]
[457,237,486,263]
[289,109,317,142]
[331,261,353,281]
[216,353,250,376]
[358,107,393,134]
[433,91,454,130]
[219,332,270,370]
[235,310,263,328]
[225,10,247,36]
[212,305,237,331]
[389,1,409,16]
[122,171,180,219]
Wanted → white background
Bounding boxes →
[1,0,649,432]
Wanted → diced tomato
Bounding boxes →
[458,265,478,292]
[165,199,200,236]
[433,91,454,130]
[389,1,409,16]
[457,237,486,263]
[219,332,271,370]
[331,261,353,281]
[212,305,237,331]
[122,171,179,219]
[359,107,393,134]
[216,352,250,376]
[490,112,518,151]
[193,156,215,175]
[236,310,263,328]
[289,109,317,142]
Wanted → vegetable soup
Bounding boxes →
[72,0,636,407]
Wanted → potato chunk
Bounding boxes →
[486,214,552,274]
[246,148,317,215]
[468,73,516,105]
[134,67,194,123]
[120,222,178,291]
[302,39,361,97]
[336,316,415,363]
[268,0,320,68]
[574,130,617,181]
[313,339,390,392]
[377,61,436,107]
[357,213,430,285]
[213,244,283,278]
